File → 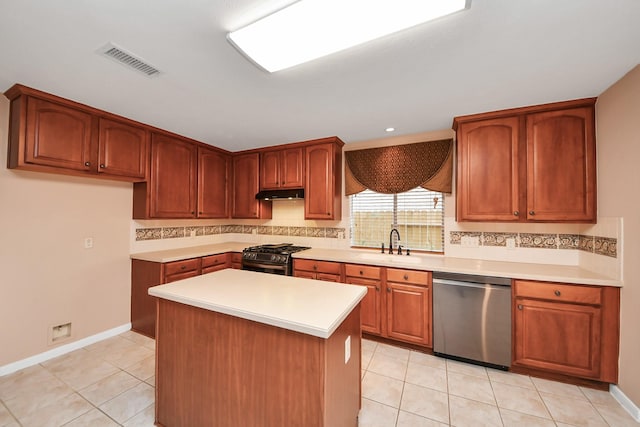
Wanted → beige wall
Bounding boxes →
[596,64,640,406]
[0,96,132,366]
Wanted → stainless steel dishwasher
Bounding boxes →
[433,272,512,370]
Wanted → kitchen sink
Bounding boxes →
[354,252,423,265]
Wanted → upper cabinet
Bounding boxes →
[305,138,343,220]
[260,147,304,189]
[232,152,272,219]
[133,134,231,219]
[453,98,596,223]
[5,84,149,182]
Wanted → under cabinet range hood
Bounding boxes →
[255,188,304,200]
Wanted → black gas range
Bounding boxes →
[241,243,311,276]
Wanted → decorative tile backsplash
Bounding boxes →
[449,230,617,258]
[135,224,347,242]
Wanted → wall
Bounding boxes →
[595,64,640,407]
[0,96,132,367]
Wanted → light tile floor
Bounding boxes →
[0,332,637,426]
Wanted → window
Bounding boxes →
[350,187,444,253]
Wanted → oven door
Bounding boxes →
[242,261,289,276]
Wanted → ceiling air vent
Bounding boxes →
[97,43,161,77]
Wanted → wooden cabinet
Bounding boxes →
[134,135,231,219]
[386,269,432,347]
[131,253,234,338]
[5,84,149,182]
[232,152,272,219]
[260,147,304,189]
[230,252,242,269]
[512,280,619,383]
[345,264,382,335]
[293,259,343,282]
[304,139,343,220]
[453,98,596,223]
[198,147,230,218]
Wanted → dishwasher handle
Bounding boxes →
[433,278,511,290]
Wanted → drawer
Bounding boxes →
[164,270,199,284]
[515,280,602,305]
[345,264,381,280]
[202,253,228,268]
[202,263,227,274]
[294,259,341,274]
[230,252,242,263]
[387,268,430,286]
[164,258,201,277]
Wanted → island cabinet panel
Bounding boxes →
[197,147,230,218]
[304,139,343,220]
[293,259,343,282]
[232,152,272,219]
[453,98,596,223]
[260,147,304,189]
[6,84,149,182]
[345,264,382,335]
[512,280,620,384]
[155,299,361,427]
[386,269,432,347]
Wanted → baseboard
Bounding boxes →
[611,384,640,422]
[0,323,132,377]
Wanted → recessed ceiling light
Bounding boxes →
[385,127,396,132]
[228,0,470,73]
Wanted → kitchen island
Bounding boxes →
[148,268,367,427]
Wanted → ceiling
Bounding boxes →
[1,0,639,152]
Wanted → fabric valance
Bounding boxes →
[344,138,453,196]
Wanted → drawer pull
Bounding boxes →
[313,265,317,270]
[181,266,186,270]
[554,290,561,297]
[517,304,523,310]
[359,270,363,275]
[403,274,409,280]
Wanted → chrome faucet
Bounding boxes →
[389,228,400,254]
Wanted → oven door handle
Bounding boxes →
[243,262,287,271]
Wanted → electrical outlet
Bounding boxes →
[190,230,196,238]
[344,335,351,364]
[84,237,93,249]
[506,238,516,250]
[50,322,72,344]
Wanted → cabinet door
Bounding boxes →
[98,118,149,180]
[149,134,198,218]
[198,147,230,218]
[386,282,431,346]
[260,150,281,189]
[25,97,93,171]
[513,298,601,378]
[305,142,340,220]
[293,270,317,280]
[456,117,521,221]
[345,276,382,335]
[281,147,304,188]
[232,153,272,219]
[526,107,596,222]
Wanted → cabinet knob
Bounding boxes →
[554,290,561,297]
[99,164,105,168]
[529,210,535,216]
[386,287,391,293]
[375,286,380,292]
[313,265,317,270]
[359,270,363,275]
[517,304,523,310]
[84,161,90,167]
[513,211,519,216]
[403,274,409,280]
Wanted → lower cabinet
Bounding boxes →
[131,254,232,338]
[293,259,343,282]
[386,269,432,347]
[230,252,242,269]
[344,264,432,348]
[512,280,620,383]
[344,264,382,335]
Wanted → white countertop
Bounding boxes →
[293,248,622,287]
[148,269,367,339]
[130,243,248,263]
[131,242,621,287]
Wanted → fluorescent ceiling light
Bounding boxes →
[228,0,469,73]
